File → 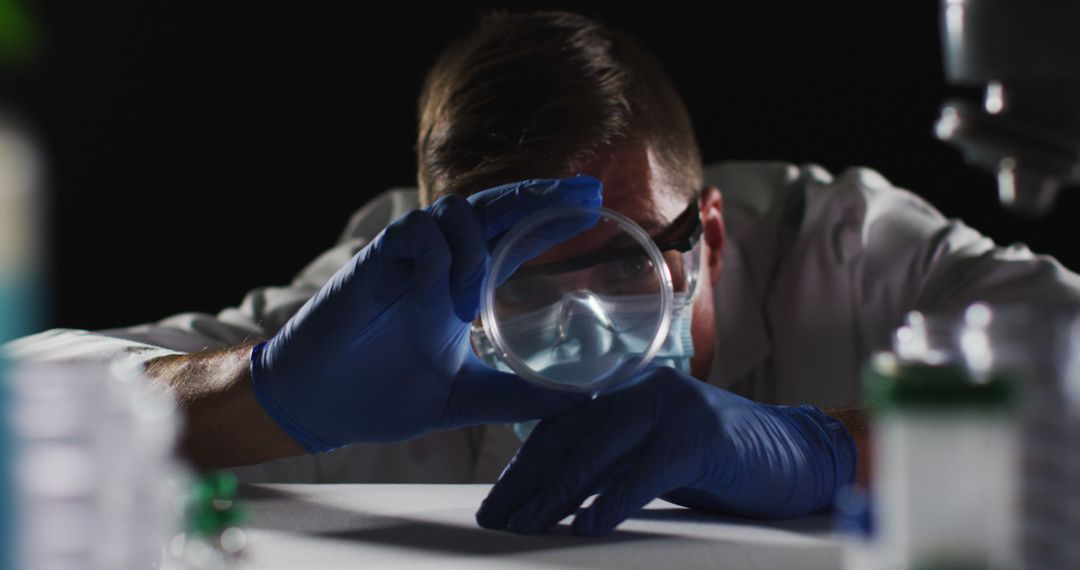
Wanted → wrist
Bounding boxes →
[248,341,337,453]
[143,343,307,468]
[777,404,858,510]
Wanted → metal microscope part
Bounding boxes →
[936,0,1080,216]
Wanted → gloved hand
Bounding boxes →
[476,366,856,536]
[250,176,603,452]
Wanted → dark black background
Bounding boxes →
[7,0,1078,331]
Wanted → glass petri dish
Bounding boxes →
[477,206,673,393]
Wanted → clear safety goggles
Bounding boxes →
[488,200,703,317]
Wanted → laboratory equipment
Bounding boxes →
[0,108,42,570]
[834,486,875,570]
[934,4,1080,564]
[1022,312,1080,568]
[865,306,1021,569]
[935,0,1080,215]
[474,204,702,393]
[9,361,187,570]
[163,471,247,570]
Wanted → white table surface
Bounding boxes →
[236,484,842,569]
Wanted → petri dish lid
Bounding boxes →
[479,206,673,393]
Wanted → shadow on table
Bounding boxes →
[239,484,693,558]
[315,515,671,556]
[240,485,838,565]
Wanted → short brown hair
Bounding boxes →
[416,10,702,206]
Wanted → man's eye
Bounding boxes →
[496,278,560,312]
[592,255,657,296]
[614,255,653,280]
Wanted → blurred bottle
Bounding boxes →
[1058,320,1080,568]
[931,303,1080,569]
[161,471,248,570]
[0,109,43,569]
[864,305,1021,569]
[1019,311,1080,569]
[1,2,43,567]
[835,485,876,570]
[9,361,187,570]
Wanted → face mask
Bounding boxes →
[474,291,696,442]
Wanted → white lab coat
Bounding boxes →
[7,161,1080,482]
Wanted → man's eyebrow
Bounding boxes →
[591,218,667,251]
[513,213,689,279]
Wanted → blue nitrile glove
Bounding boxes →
[476,366,857,536]
[250,176,603,452]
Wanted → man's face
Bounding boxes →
[537,143,687,260]
[515,140,720,381]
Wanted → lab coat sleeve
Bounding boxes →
[2,188,420,369]
[849,168,1080,330]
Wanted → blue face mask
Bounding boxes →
[473,291,697,442]
[645,292,696,375]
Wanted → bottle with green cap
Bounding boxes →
[866,305,1020,570]
[164,471,248,569]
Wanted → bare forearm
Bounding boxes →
[144,343,305,469]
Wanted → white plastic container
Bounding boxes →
[865,308,1020,569]
[0,109,43,570]
[9,362,187,570]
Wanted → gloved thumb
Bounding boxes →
[439,355,587,430]
[469,175,603,285]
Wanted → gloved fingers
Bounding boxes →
[378,209,452,300]
[467,175,603,242]
[503,403,653,534]
[475,395,613,530]
[571,437,690,536]
[442,355,587,430]
[427,194,489,321]
[505,455,636,536]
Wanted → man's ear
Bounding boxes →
[699,186,724,285]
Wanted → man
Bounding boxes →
[7,11,1080,536]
